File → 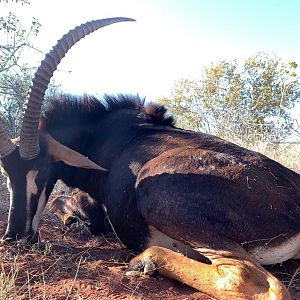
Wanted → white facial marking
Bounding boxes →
[0,166,12,220]
[0,166,8,177]
[25,170,38,233]
[26,170,38,199]
[6,177,12,192]
[5,177,13,231]
[32,187,46,233]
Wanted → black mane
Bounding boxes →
[41,94,175,132]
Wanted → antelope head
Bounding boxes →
[0,17,134,242]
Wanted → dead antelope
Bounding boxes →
[0,18,299,299]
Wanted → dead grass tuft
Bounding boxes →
[0,258,18,300]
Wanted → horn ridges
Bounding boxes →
[19,17,135,159]
[0,124,16,158]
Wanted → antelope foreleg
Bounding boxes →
[127,246,290,300]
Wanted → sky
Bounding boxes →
[1,0,300,112]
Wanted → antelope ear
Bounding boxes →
[44,134,108,172]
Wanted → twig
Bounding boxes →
[288,266,300,289]
[41,266,46,300]
[26,270,31,299]
[65,256,83,300]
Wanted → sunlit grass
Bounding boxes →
[0,258,18,300]
[252,143,300,173]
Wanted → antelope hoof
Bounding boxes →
[126,256,158,277]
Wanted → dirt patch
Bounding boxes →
[0,187,211,300]
[0,187,299,299]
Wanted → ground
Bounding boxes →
[0,183,299,300]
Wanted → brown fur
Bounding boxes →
[128,246,290,300]
[2,95,298,299]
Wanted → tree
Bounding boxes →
[159,53,300,146]
[0,0,60,137]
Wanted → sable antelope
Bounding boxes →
[0,18,299,300]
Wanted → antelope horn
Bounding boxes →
[0,123,16,158]
[19,17,135,159]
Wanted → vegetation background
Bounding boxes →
[1,1,299,172]
[0,1,299,299]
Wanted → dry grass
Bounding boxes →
[0,214,193,300]
[251,143,300,173]
[0,222,298,299]
[0,258,18,300]
[0,140,298,299]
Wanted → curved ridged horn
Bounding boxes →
[19,17,135,159]
[0,123,16,158]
